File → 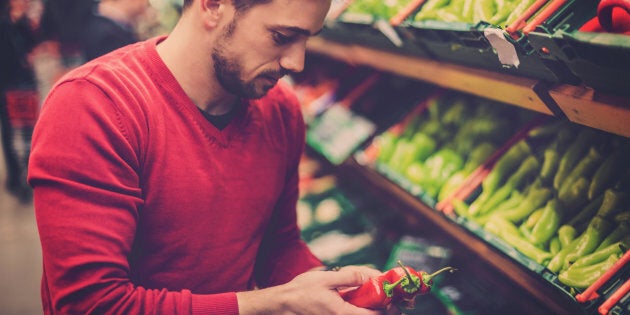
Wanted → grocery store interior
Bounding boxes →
[2,0,630,314]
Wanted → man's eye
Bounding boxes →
[272,32,295,45]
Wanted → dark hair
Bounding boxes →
[182,0,273,13]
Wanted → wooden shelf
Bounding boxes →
[307,36,630,139]
[307,36,553,115]
[340,158,585,315]
[549,85,630,138]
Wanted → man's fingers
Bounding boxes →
[320,265,382,288]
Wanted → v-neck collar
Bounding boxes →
[144,36,252,148]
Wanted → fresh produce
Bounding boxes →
[588,149,626,200]
[553,129,603,191]
[447,119,630,291]
[528,198,563,246]
[340,261,457,309]
[343,0,415,19]
[373,92,528,203]
[413,0,538,26]
[467,139,531,216]
[571,236,628,268]
[484,216,553,264]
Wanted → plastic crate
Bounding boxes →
[527,0,630,96]
[396,0,586,83]
[321,0,433,57]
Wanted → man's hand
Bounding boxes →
[237,265,401,314]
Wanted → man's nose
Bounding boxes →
[279,42,306,74]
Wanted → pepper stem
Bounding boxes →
[423,266,457,283]
[383,277,406,298]
[397,260,414,282]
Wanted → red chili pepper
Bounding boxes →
[340,261,457,310]
[339,273,407,309]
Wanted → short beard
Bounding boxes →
[212,18,279,99]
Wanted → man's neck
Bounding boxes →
[156,21,237,115]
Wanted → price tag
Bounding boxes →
[307,104,376,165]
[484,28,520,68]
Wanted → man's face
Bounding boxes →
[211,0,330,99]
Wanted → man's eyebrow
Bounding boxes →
[277,25,324,37]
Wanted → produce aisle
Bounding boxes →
[289,1,630,313]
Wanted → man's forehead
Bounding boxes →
[247,0,330,32]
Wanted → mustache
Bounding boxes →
[259,68,292,80]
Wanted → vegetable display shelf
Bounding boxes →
[337,157,584,315]
[548,85,630,138]
[306,36,630,140]
[307,36,554,115]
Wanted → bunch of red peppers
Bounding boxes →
[339,261,457,310]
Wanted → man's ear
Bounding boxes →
[199,0,225,28]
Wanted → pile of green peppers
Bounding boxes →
[374,92,527,203]
[413,0,538,26]
[453,119,630,290]
[343,0,415,19]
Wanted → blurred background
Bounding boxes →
[0,0,181,313]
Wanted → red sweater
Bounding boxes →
[28,36,322,315]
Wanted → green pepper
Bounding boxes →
[496,186,552,223]
[617,211,630,223]
[588,149,625,200]
[540,149,560,186]
[485,216,553,264]
[377,131,399,164]
[441,97,469,127]
[464,142,497,173]
[558,147,604,200]
[553,129,603,190]
[572,238,627,268]
[468,140,531,215]
[529,199,563,246]
[596,188,629,220]
[596,222,630,251]
[475,155,540,216]
[460,0,475,23]
[472,190,524,225]
[549,237,561,255]
[558,255,620,289]
[437,142,496,202]
[523,207,545,230]
[418,148,465,198]
[488,0,516,25]
[415,0,451,21]
[566,194,605,234]
[527,119,572,140]
[549,236,562,254]
[558,225,577,248]
[564,216,614,266]
[387,138,412,171]
[437,171,467,203]
[538,126,573,185]
[547,235,581,273]
[558,177,590,213]
[389,132,437,174]
[473,0,496,22]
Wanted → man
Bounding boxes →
[28,0,386,314]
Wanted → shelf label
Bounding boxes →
[307,104,376,165]
[484,28,520,68]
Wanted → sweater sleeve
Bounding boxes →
[28,79,238,315]
[253,83,323,287]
